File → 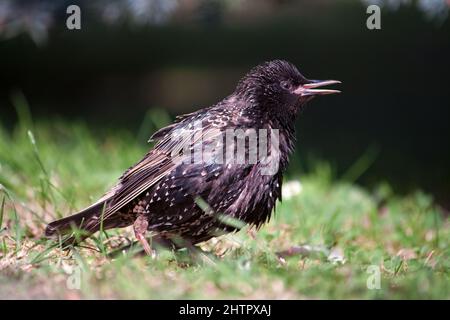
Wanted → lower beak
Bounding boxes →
[294,80,341,96]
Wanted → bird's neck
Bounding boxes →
[245,105,297,173]
[271,117,296,172]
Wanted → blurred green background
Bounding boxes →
[1,0,449,207]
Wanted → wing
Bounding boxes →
[89,107,227,229]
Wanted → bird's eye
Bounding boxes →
[280,81,291,90]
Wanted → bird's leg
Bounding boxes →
[246,227,257,240]
[133,215,155,258]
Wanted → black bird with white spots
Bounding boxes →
[45,60,340,253]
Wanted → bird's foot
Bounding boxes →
[133,215,156,258]
[136,233,156,258]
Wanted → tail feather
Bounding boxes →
[45,201,107,240]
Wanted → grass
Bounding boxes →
[0,111,448,299]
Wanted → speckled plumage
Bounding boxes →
[45,60,340,250]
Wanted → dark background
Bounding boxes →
[1,0,449,207]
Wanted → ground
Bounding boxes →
[0,116,448,299]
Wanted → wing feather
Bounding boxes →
[88,114,225,230]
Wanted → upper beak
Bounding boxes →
[294,80,341,96]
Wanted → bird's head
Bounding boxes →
[234,60,340,117]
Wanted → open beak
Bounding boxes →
[294,80,341,97]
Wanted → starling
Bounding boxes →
[45,60,340,254]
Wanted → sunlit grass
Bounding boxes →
[0,105,448,299]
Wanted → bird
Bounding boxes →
[45,60,340,255]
